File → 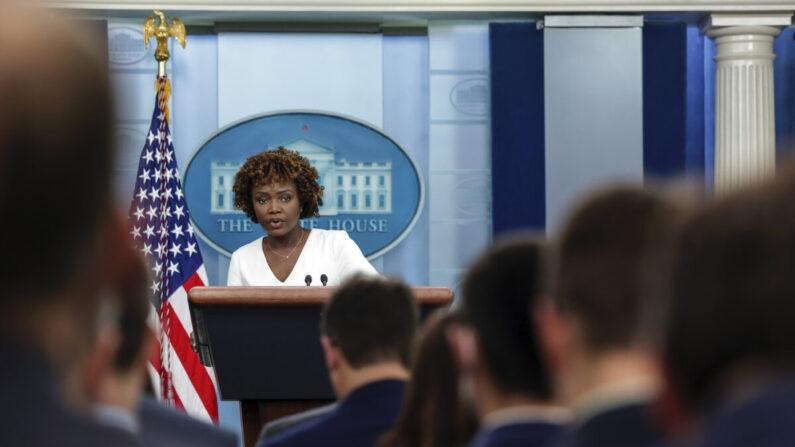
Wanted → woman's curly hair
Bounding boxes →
[233,147,324,222]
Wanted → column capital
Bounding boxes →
[708,26,782,63]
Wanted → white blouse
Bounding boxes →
[227,229,377,286]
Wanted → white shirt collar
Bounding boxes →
[483,405,572,430]
[92,403,140,434]
[572,377,658,423]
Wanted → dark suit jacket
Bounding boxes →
[258,403,338,442]
[0,341,142,447]
[699,381,795,447]
[468,421,562,447]
[551,402,663,447]
[139,394,239,447]
[257,379,406,447]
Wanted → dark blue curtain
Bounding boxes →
[489,22,546,235]
[774,26,795,157]
[643,23,690,181]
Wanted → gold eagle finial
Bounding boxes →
[143,10,185,76]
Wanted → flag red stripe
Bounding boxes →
[165,301,218,420]
[129,79,216,423]
[183,271,204,293]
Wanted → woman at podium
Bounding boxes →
[226,147,376,286]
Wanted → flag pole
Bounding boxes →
[143,8,186,407]
[131,11,217,421]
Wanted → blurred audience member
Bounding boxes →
[87,248,238,447]
[258,403,337,442]
[259,275,418,447]
[662,169,795,447]
[0,4,140,446]
[378,309,479,447]
[538,186,677,447]
[88,247,154,434]
[449,238,568,447]
[137,390,239,447]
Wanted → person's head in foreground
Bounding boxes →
[320,274,419,398]
[258,275,418,447]
[0,3,114,357]
[0,4,142,445]
[448,237,567,447]
[377,309,479,447]
[661,167,795,446]
[537,185,686,447]
[87,248,153,418]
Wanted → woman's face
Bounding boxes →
[252,180,301,237]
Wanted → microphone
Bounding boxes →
[320,274,328,286]
[305,275,312,286]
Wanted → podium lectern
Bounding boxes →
[188,286,453,447]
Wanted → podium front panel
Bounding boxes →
[202,305,333,400]
[189,286,454,402]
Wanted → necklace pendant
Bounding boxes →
[266,228,305,259]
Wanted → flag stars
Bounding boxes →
[173,205,185,219]
[185,241,198,257]
[132,111,204,324]
[169,242,182,257]
[130,101,216,419]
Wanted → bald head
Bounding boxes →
[0,4,113,303]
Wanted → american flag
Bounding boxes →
[127,77,219,422]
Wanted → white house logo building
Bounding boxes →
[210,138,392,216]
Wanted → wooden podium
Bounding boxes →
[188,286,453,447]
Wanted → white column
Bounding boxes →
[706,14,791,194]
